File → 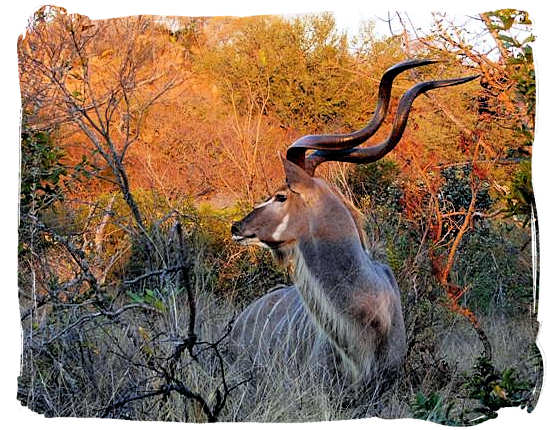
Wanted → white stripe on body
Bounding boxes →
[253,290,290,363]
[238,299,262,345]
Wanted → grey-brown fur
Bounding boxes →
[230,60,476,391]
[230,158,406,389]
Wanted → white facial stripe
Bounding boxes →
[254,196,274,209]
[272,214,290,241]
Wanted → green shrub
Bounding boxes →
[454,221,532,315]
[461,356,533,423]
[411,392,458,425]
[347,159,403,212]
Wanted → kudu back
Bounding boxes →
[230,59,478,389]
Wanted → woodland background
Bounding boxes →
[17,6,541,423]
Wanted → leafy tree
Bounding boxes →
[199,14,374,133]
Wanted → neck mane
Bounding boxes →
[286,192,383,381]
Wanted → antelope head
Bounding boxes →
[231,59,478,251]
[231,156,359,251]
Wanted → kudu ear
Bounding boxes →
[279,153,314,192]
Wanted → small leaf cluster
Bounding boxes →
[126,289,166,312]
[462,356,532,423]
[20,125,66,211]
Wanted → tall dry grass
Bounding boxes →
[18,251,541,422]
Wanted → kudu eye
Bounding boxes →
[274,194,287,203]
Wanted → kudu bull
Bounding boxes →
[230,59,477,388]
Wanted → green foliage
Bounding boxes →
[19,121,90,256]
[385,241,401,273]
[484,9,534,75]
[384,226,422,274]
[19,117,92,255]
[126,289,166,312]
[194,203,242,253]
[505,160,534,225]
[199,13,376,133]
[440,165,492,214]
[484,9,531,32]
[347,160,403,212]
[462,356,532,423]
[481,10,535,224]
[436,164,493,245]
[411,392,458,425]
[20,125,66,212]
[485,10,533,65]
[411,355,536,426]
[455,222,532,315]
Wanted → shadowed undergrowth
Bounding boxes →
[17,205,541,423]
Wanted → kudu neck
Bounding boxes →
[289,203,378,380]
[296,198,371,286]
[293,233,373,294]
